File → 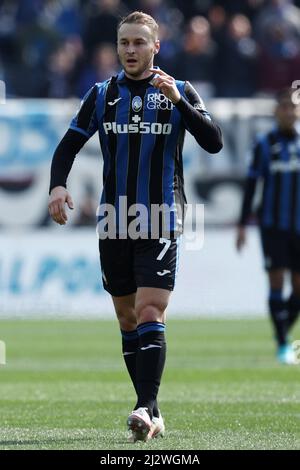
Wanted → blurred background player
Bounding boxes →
[236,88,300,364]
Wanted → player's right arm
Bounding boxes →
[48,85,98,225]
[236,139,265,251]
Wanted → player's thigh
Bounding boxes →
[98,238,136,297]
[135,287,171,324]
[291,271,300,296]
[268,269,285,290]
[260,228,289,271]
[134,236,181,292]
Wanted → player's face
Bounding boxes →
[117,23,160,80]
[275,98,300,130]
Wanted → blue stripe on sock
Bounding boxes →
[121,329,138,341]
[137,322,166,336]
[269,289,283,301]
[138,321,164,327]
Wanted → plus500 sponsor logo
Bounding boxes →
[103,121,172,135]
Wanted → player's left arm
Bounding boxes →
[177,81,223,153]
[150,68,223,153]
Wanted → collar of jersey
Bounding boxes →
[116,66,160,84]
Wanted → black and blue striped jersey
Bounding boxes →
[50,69,222,235]
[239,127,300,232]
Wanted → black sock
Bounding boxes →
[121,329,159,417]
[268,289,289,347]
[121,329,139,394]
[135,322,166,420]
[287,293,300,330]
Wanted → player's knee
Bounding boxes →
[269,270,284,290]
[119,318,137,331]
[114,306,137,330]
[136,300,167,323]
[292,287,300,299]
[117,315,137,331]
[291,275,300,296]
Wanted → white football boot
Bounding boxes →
[127,408,165,442]
[127,407,152,442]
[277,344,297,365]
[151,410,165,438]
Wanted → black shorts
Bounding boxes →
[99,237,181,297]
[260,228,300,272]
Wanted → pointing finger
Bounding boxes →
[149,68,170,78]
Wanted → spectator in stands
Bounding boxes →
[77,42,119,97]
[10,18,61,97]
[0,0,19,94]
[207,4,227,46]
[46,37,82,98]
[138,0,176,23]
[38,0,83,38]
[214,14,258,97]
[172,0,215,19]
[216,0,265,21]
[15,0,44,25]
[257,21,300,94]
[255,0,300,45]
[175,16,217,98]
[2,0,300,98]
[83,0,128,58]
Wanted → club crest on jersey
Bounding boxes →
[132,96,143,112]
[147,93,174,110]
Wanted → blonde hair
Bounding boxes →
[118,11,159,40]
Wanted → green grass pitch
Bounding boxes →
[0,318,300,450]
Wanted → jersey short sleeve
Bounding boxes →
[69,85,98,139]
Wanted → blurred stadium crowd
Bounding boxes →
[0,0,300,99]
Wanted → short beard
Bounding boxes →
[123,56,153,78]
[124,67,141,77]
